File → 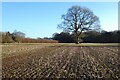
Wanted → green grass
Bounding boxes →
[2,43,120,47]
[57,43,120,47]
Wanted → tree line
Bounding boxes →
[0,30,58,43]
[1,30,119,43]
[52,30,120,43]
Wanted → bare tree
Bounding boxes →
[12,30,25,43]
[58,5,100,44]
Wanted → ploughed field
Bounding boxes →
[2,43,119,79]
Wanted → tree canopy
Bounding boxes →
[58,5,100,44]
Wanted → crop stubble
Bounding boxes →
[2,44,119,78]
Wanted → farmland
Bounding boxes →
[1,43,120,79]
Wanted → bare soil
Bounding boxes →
[2,44,119,79]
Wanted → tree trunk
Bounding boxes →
[76,37,80,44]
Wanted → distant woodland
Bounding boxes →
[0,30,120,43]
[0,30,58,43]
[53,30,120,43]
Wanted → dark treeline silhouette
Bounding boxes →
[52,30,120,43]
[0,30,58,43]
[1,30,119,43]
[52,32,74,43]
